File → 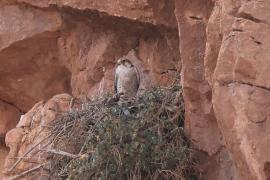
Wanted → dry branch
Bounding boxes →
[7,135,51,172]
[43,149,79,159]
[48,84,195,180]
[8,163,47,180]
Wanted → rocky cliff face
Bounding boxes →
[0,0,269,180]
[207,1,270,179]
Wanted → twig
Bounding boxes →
[7,163,47,180]
[79,114,106,154]
[7,135,51,172]
[43,149,79,159]
[158,169,182,179]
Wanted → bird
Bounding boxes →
[114,58,140,100]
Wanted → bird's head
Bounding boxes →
[117,58,133,68]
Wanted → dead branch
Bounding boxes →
[7,135,51,172]
[43,149,79,159]
[7,163,47,180]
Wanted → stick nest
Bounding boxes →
[49,85,198,180]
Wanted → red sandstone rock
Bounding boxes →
[0,101,20,137]
[173,1,237,179]
[174,0,221,156]
[213,83,270,180]
[4,94,79,179]
[0,1,179,112]
[0,5,71,112]
[57,11,179,100]
[207,0,270,179]
[0,6,180,178]
[4,128,24,171]
[19,0,177,28]
[1,0,270,180]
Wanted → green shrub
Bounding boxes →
[49,85,198,180]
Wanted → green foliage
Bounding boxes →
[49,85,198,180]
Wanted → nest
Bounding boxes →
[49,85,198,180]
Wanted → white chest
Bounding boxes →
[116,65,138,95]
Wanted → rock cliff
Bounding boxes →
[0,0,269,180]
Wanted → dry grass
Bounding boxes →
[48,84,198,180]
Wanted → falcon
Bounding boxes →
[114,58,140,100]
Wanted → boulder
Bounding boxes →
[4,94,80,179]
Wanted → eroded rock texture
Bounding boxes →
[4,94,80,179]
[0,100,21,137]
[175,0,270,179]
[0,1,179,112]
[0,0,179,151]
[174,1,236,179]
[175,0,221,156]
[0,1,180,179]
[206,1,270,179]
[0,5,70,112]
[1,0,270,180]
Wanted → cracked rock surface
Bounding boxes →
[206,0,270,179]
[0,0,270,179]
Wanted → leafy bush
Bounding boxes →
[49,85,198,180]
